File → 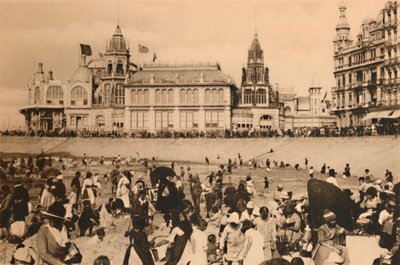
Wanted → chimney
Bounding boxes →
[37,62,43,73]
[48,70,53,80]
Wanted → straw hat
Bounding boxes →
[323,210,336,223]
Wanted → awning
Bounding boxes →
[362,112,378,121]
[389,110,400,118]
[376,110,394,119]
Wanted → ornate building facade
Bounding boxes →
[331,1,400,127]
[232,33,281,130]
[20,26,337,133]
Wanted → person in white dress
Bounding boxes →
[241,220,264,265]
[116,172,131,211]
[189,215,208,265]
[81,172,95,205]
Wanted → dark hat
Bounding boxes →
[328,169,337,176]
[260,206,269,216]
[323,209,336,222]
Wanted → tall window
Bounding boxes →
[155,111,174,129]
[46,86,63,104]
[144,89,149,104]
[104,84,111,104]
[256,89,266,104]
[162,89,168,104]
[205,110,224,128]
[211,89,218,104]
[131,111,149,129]
[168,89,174,104]
[193,89,199,104]
[116,61,124,75]
[218,89,224,104]
[114,84,124,104]
[244,89,252,104]
[70,86,88,105]
[256,68,263,82]
[205,89,211,104]
[155,89,162,104]
[180,111,199,129]
[187,89,193,104]
[137,90,144,104]
[131,90,136,104]
[34,87,41,104]
[107,63,112,74]
[180,89,186,104]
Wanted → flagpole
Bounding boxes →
[137,44,140,70]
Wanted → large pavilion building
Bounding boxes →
[20,25,336,133]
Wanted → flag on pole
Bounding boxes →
[80,44,92,56]
[153,52,157,62]
[138,44,149,53]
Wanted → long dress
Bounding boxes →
[189,227,208,265]
[219,224,245,262]
[165,226,192,265]
[81,178,95,205]
[312,224,350,265]
[117,176,131,209]
[243,228,264,265]
[255,217,277,260]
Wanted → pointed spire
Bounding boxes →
[336,1,350,30]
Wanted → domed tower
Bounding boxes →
[102,25,131,106]
[334,2,352,52]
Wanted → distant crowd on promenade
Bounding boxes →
[0,123,399,139]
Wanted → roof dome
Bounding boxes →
[107,26,127,53]
[336,2,350,30]
[71,55,92,83]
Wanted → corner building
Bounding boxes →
[331,1,400,126]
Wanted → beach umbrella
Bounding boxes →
[307,178,354,231]
[150,166,176,184]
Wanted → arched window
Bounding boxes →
[284,106,291,116]
[187,89,193,104]
[131,90,136,104]
[211,89,218,104]
[244,89,252,104]
[205,89,211,104]
[114,84,124,104]
[34,87,41,104]
[116,61,123,75]
[256,89,266,104]
[155,89,161,104]
[46,86,63,104]
[218,89,224,104]
[104,84,111,104]
[70,86,88,105]
[138,89,144,104]
[144,89,149,104]
[95,115,105,128]
[193,89,199,104]
[107,63,112,74]
[168,89,174,104]
[180,89,186,104]
[162,89,168,104]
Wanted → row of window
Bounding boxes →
[130,88,225,105]
[129,110,225,129]
[243,89,267,104]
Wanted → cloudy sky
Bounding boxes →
[0,0,388,129]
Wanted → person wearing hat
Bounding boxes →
[240,201,255,223]
[255,206,278,261]
[312,210,349,265]
[53,174,67,203]
[219,212,245,265]
[189,214,208,265]
[378,200,396,249]
[116,171,131,212]
[326,169,339,188]
[70,171,81,203]
[241,220,264,265]
[37,202,70,265]
[273,185,284,203]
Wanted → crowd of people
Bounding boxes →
[1,122,399,139]
[0,152,399,265]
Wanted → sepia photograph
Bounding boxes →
[0,0,400,264]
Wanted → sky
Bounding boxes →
[0,0,389,129]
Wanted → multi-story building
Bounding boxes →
[332,1,400,126]
[20,25,337,133]
[124,62,237,132]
